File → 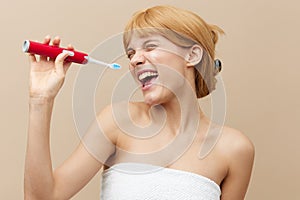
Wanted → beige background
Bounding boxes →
[1,0,299,199]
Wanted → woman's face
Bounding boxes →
[126,33,193,105]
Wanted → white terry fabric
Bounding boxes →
[100,163,221,200]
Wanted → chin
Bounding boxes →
[144,94,160,106]
[142,89,164,106]
[143,88,171,106]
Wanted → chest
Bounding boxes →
[107,128,227,185]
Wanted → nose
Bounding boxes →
[130,49,146,68]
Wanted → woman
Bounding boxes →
[24,5,254,200]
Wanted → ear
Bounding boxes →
[186,44,203,67]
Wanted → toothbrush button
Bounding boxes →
[62,50,75,56]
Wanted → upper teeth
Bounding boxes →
[138,71,158,81]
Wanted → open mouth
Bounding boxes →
[137,70,159,89]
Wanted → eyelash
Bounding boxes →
[127,43,158,60]
[145,43,157,50]
[127,52,134,59]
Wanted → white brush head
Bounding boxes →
[85,56,121,70]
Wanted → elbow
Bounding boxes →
[24,194,39,200]
[24,187,56,200]
[24,191,42,200]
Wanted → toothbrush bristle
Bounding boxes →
[111,63,121,69]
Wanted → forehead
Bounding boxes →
[127,33,171,49]
[124,28,196,52]
[126,33,191,58]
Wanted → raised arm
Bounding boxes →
[24,36,116,200]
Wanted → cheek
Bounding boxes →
[147,49,188,82]
[147,50,162,62]
[128,64,134,72]
[148,50,185,68]
[157,63,186,94]
[160,60,188,90]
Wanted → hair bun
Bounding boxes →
[214,59,222,72]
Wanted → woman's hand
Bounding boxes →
[28,36,73,100]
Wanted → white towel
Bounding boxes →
[100,162,221,200]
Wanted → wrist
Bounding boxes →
[29,95,55,105]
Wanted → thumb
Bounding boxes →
[55,51,72,77]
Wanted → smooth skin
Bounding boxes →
[25,36,114,200]
[24,35,254,200]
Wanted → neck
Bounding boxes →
[151,85,203,135]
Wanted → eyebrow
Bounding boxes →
[126,47,134,52]
[126,39,159,52]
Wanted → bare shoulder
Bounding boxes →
[96,102,149,138]
[215,126,255,199]
[96,104,117,129]
[218,126,255,161]
[95,103,121,144]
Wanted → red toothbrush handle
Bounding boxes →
[22,40,88,64]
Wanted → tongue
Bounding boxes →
[143,77,157,87]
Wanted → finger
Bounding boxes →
[52,36,61,46]
[40,35,51,61]
[43,35,51,44]
[48,36,61,62]
[66,44,74,50]
[28,53,36,63]
[55,51,71,77]
[63,62,72,74]
[63,44,74,72]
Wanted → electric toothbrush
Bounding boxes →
[22,40,121,70]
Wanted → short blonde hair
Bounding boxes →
[123,5,224,98]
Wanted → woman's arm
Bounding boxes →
[220,129,255,200]
[25,102,115,200]
[24,36,71,199]
[24,36,115,200]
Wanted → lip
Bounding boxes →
[135,69,159,91]
[142,82,153,91]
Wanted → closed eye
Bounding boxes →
[145,43,158,51]
[127,50,135,60]
[126,40,159,60]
